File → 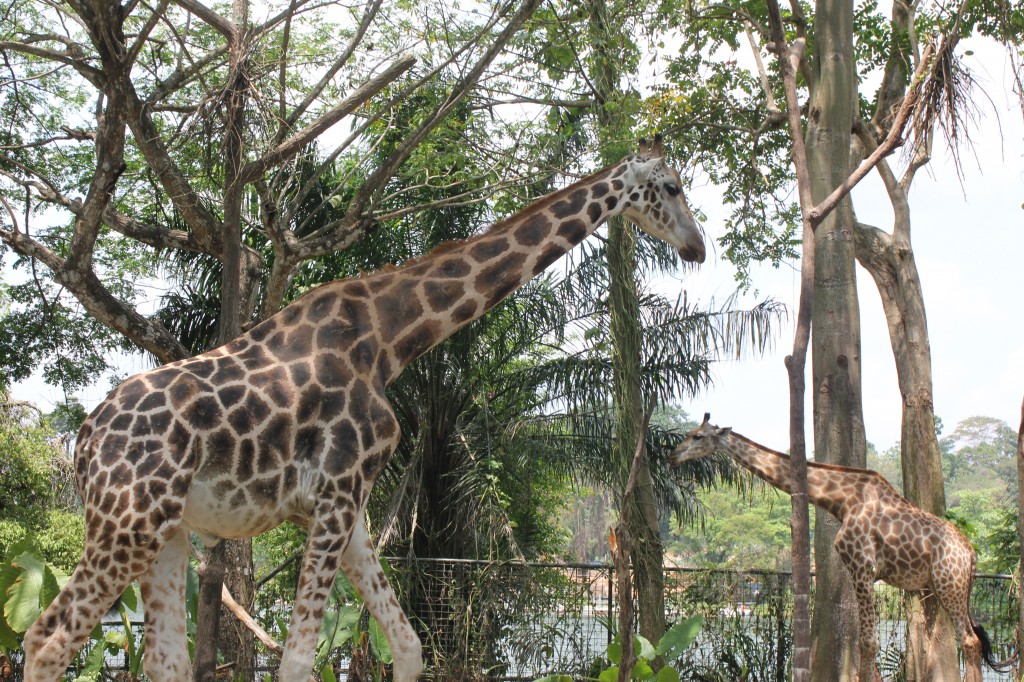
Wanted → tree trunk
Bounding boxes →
[194,3,257,677]
[586,0,666,649]
[805,0,864,678]
[854,218,959,681]
[193,542,226,682]
[607,216,666,646]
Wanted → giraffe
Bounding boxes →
[22,136,705,682]
[670,413,1015,682]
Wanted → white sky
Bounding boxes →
[673,39,1024,452]
[10,32,1023,455]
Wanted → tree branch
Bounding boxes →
[808,42,935,225]
[170,0,235,39]
[283,0,384,130]
[239,53,417,184]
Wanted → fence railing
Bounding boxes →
[20,560,1016,681]
[292,559,1018,681]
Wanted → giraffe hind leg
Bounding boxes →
[341,519,422,681]
[277,507,358,682]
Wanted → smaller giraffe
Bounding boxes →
[670,413,1014,682]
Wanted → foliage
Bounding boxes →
[533,615,704,682]
[933,415,1019,572]
[0,538,145,678]
[0,393,83,572]
[666,484,796,571]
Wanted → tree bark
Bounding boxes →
[192,1,258,676]
[805,0,864,678]
[586,0,666,649]
[854,215,959,681]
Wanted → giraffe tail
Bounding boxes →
[972,622,1017,673]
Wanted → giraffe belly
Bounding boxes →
[182,475,311,542]
[876,556,931,592]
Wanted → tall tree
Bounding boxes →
[0,0,541,677]
[803,0,867,674]
[584,0,670,647]
[653,0,1022,676]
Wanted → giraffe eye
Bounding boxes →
[692,434,703,441]
[664,183,680,197]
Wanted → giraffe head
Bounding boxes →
[617,134,705,263]
[669,412,731,464]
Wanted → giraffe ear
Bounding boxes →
[716,427,732,437]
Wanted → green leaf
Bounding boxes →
[607,637,622,664]
[40,563,67,609]
[634,634,656,662]
[104,630,127,648]
[320,663,338,682]
[630,659,654,679]
[119,582,138,612]
[0,610,18,650]
[368,616,392,664]
[5,552,46,632]
[74,639,109,680]
[656,665,681,682]
[655,615,704,661]
[598,666,619,682]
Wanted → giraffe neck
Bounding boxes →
[719,433,855,519]
[340,161,629,385]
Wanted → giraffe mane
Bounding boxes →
[348,163,622,280]
[727,431,901,492]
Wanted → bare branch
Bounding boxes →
[808,41,936,225]
[240,53,417,184]
[344,0,543,227]
[170,0,235,39]
[127,0,172,66]
[745,23,778,113]
[283,0,384,130]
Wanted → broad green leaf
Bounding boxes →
[119,582,138,612]
[368,617,392,664]
[319,663,338,682]
[655,615,704,661]
[598,665,619,682]
[40,563,67,609]
[74,640,108,680]
[606,638,622,664]
[0,611,19,650]
[634,634,656,662]
[104,630,128,648]
[630,659,653,679]
[533,676,574,682]
[656,665,681,682]
[5,552,46,632]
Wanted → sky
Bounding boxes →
[9,33,1023,456]
[671,40,1024,452]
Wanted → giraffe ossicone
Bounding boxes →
[23,136,705,682]
[670,413,1016,682]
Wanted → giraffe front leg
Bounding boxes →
[24,537,164,682]
[278,510,355,682]
[851,577,881,682]
[138,527,192,682]
[342,519,423,681]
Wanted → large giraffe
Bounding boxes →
[670,413,1014,682]
[23,136,705,682]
